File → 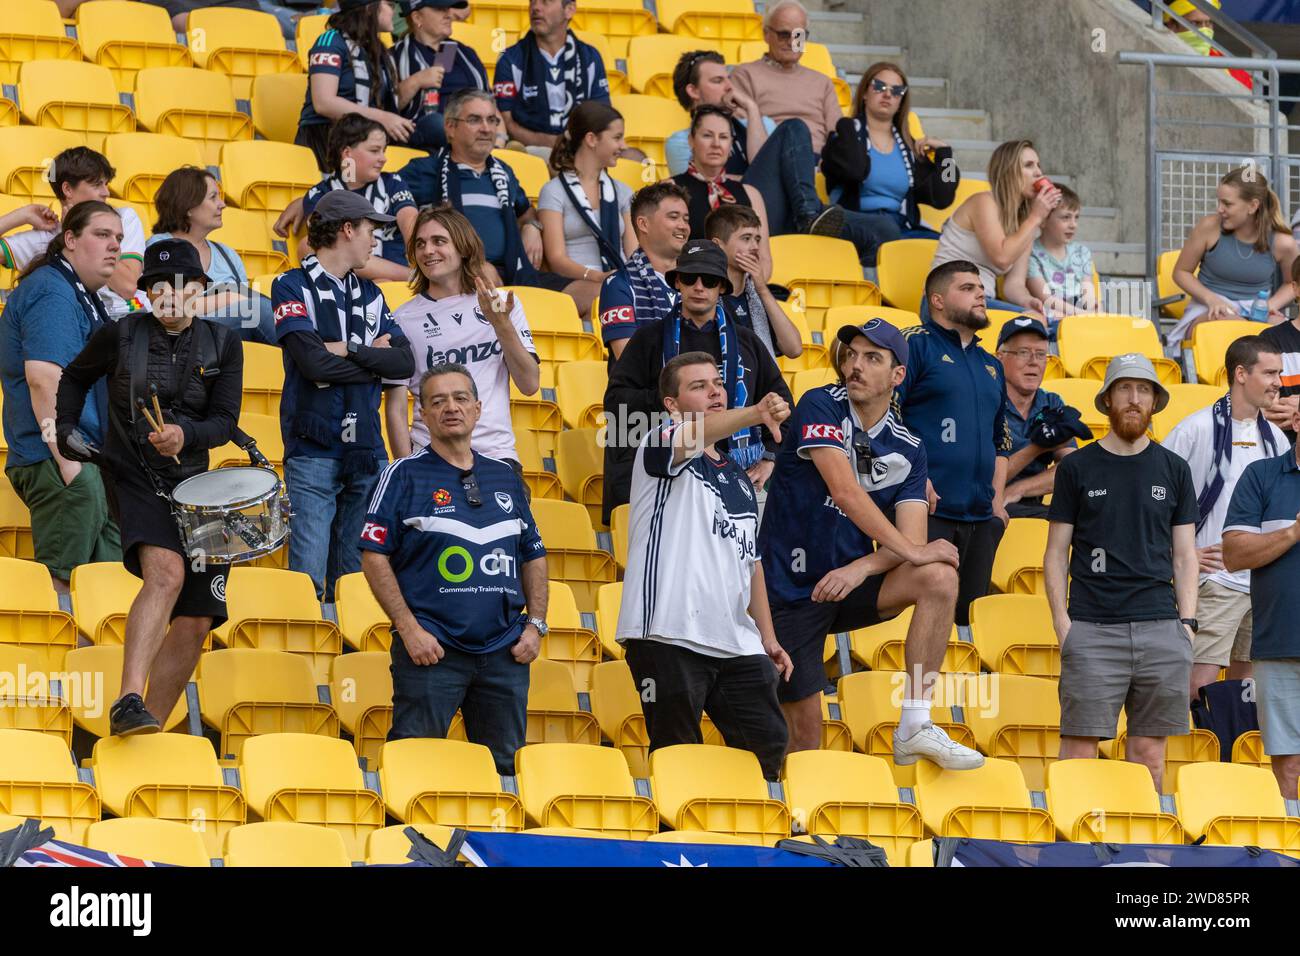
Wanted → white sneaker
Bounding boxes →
[893,721,985,770]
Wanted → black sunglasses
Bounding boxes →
[852,431,875,476]
[459,468,482,507]
[870,78,908,98]
[676,273,725,290]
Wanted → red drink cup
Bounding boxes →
[1034,176,1054,194]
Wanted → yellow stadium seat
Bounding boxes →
[958,672,1058,791]
[573,29,628,94]
[18,60,135,150]
[819,696,853,752]
[0,98,16,130]
[542,580,602,691]
[513,427,564,500]
[104,133,205,206]
[1184,318,1258,385]
[526,658,600,745]
[658,0,761,60]
[293,13,330,71]
[1057,313,1181,383]
[196,648,338,759]
[464,0,531,45]
[76,0,192,93]
[968,594,1059,678]
[450,20,505,70]
[781,750,922,865]
[491,148,550,203]
[556,427,605,530]
[63,644,188,739]
[774,305,829,375]
[573,0,656,59]
[1153,383,1223,442]
[791,368,837,403]
[908,838,935,866]
[503,285,603,367]
[378,737,524,829]
[530,499,615,613]
[610,155,661,193]
[90,732,244,858]
[376,280,414,311]
[589,659,648,777]
[593,581,624,659]
[329,651,392,771]
[0,476,31,560]
[1040,377,1109,442]
[736,40,851,112]
[224,821,352,867]
[1097,709,1219,794]
[837,672,976,778]
[238,342,285,418]
[220,140,321,227]
[0,127,83,201]
[556,360,608,430]
[210,206,291,277]
[607,507,629,573]
[846,606,976,673]
[989,517,1048,595]
[212,567,342,683]
[1232,730,1269,768]
[769,235,880,331]
[1176,762,1298,853]
[0,644,70,743]
[1157,248,1190,320]
[627,35,725,99]
[913,756,1053,843]
[876,238,937,315]
[646,829,766,846]
[186,7,300,100]
[238,732,380,860]
[86,815,212,866]
[366,822,459,864]
[513,387,563,454]
[611,93,690,177]
[1047,758,1184,844]
[250,72,309,145]
[823,304,921,336]
[333,573,390,653]
[0,557,77,670]
[919,178,989,233]
[134,67,254,167]
[0,0,82,87]
[0,729,99,842]
[650,743,789,843]
[516,742,656,837]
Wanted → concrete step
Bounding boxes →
[903,76,949,109]
[912,106,991,142]
[823,42,904,74]
[1089,242,1148,278]
[1077,206,1124,245]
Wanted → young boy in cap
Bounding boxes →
[271,189,415,601]
[759,318,975,764]
[1044,353,1201,791]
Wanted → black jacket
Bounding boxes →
[601,312,792,524]
[820,117,958,230]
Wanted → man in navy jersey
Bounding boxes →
[760,319,980,768]
[361,362,548,775]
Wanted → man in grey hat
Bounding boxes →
[271,188,415,601]
[1043,353,1201,791]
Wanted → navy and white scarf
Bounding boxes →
[345,36,398,112]
[625,249,674,327]
[322,175,398,246]
[557,170,624,271]
[661,303,761,468]
[1197,392,1280,533]
[393,36,488,116]
[434,149,530,281]
[515,30,589,133]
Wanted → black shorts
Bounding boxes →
[769,574,890,703]
[102,464,229,628]
[509,269,573,293]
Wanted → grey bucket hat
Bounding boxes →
[1094,352,1171,414]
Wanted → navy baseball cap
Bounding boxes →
[836,317,909,367]
[996,315,1049,349]
[401,0,469,13]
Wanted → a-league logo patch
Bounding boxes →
[433,488,452,506]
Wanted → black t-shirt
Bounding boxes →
[1047,440,1197,623]
[1260,319,1300,443]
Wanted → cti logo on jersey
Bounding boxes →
[802,423,844,443]
[361,522,388,544]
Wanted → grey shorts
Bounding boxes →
[1059,619,1192,739]
[1254,659,1300,756]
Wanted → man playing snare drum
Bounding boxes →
[55,239,244,735]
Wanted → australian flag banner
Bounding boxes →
[934,838,1300,867]
[460,831,834,868]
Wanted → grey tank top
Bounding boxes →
[1199,230,1278,301]
[932,216,1007,298]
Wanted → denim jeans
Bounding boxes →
[388,637,529,775]
[284,454,385,602]
[204,291,277,346]
[742,118,823,235]
[840,210,942,266]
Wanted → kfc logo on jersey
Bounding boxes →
[361,522,388,545]
[310,51,342,68]
[600,306,634,328]
[802,423,844,443]
[274,301,308,323]
[494,81,517,98]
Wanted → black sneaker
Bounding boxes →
[109,694,161,736]
[804,204,845,238]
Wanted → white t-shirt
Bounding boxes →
[0,206,148,318]
[386,290,538,461]
[616,421,764,658]
[1163,405,1288,592]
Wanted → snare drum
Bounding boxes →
[171,467,290,564]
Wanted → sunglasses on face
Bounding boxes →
[766,27,807,42]
[870,78,908,98]
[459,468,482,507]
[677,273,724,290]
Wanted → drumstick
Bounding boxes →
[136,397,180,464]
[149,384,180,464]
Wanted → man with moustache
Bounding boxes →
[1044,354,1201,791]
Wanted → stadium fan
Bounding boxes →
[997,316,1081,519]
[494,0,611,153]
[537,101,638,283]
[361,362,548,776]
[730,0,842,155]
[602,239,791,523]
[705,204,802,360]
[1165,336,1287,700]
[148,166,277,345]
[385,207,541,464]
[616,351,793,780]
[1162,0,1252,90]
[271,190,415,601]
[666,50,842,239]
[597,181,689,360]
[759,319,976,766]
[296,0,415,169]
[54,239,243,737]
[821,61,955,266]
[1026,185,1097,321]
[144,0,260,32]
[0,147,147,319]
[926,139,1062,319]
[898,261,1012,626]
[1260,256,1300,441]
[402,91,603,315]
[1045,354,1199,792]
[0,202,124,595]
[1168,167,1297,352]
[392,0,491,151]
[259,2,334,40]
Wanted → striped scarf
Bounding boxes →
[323,175,398,248]
[1197,392,1279,533]
[625,249,675,328]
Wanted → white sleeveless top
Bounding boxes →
[931,215,1009,299]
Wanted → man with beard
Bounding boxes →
[896,260,1012,626]
[1044,354,1200,791]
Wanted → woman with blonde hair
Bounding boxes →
[1170,165,1297,348]
[925,138,1060,318]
